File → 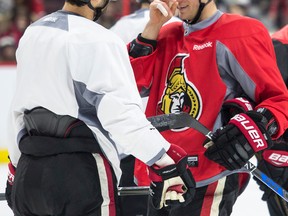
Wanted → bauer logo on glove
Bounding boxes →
[229,113,268,151]
[263,150,288,167]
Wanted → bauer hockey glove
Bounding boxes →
[254,132,288,201]
[204,110,273,170]
[148,144,196,210]
[5,161,15,209]
[221,97,254,125]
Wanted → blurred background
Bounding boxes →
[0,0,287,63]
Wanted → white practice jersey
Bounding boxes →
[8,10,170,181]
[110,8,181,44]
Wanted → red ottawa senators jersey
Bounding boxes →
[272,24,288,44]
[130,11,288,187]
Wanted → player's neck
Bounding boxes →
[62,3,94,21]
[198,2,217,22]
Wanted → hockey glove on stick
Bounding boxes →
[148,144,195,210]
[204,110,273,170]
[254,133,288,202]
[5,161,15,209]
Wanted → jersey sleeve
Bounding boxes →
[68,35,170,165]
[128,42,158,96]
[223,23,288,137]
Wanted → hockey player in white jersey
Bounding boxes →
[4,0,195,215]
[111,1,181,215]
[110,0,180,44]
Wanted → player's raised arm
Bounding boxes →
[142,0,178,40]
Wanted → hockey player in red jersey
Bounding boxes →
[252,24,288,216]
[4,0,196,215]
[128,0,288,215]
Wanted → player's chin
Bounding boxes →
[179,15,192,22]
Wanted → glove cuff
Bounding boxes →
[262,150,288,167]
[149,144,188,182]
[255,108,278,136]
[129,34,157,58]
[223,97,254,112]
[8,162,15,186]
[166,144,187,163]
[221,97,254,125]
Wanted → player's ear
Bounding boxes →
[92,0,108,8]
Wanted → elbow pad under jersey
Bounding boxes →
[129,34,157,58]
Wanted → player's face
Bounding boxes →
[94,0,109,10]
[176,0,201,21]
[90,0,110,21]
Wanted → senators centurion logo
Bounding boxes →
[157,54,202,129]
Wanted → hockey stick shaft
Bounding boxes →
[0,193,5,201]
[0,188,150,199]
[118,186,150,196]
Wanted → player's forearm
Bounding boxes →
[141,20,163,40]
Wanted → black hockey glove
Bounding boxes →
[148,144,195,210]
[204,111,273,170]
[254,133,288,201]
[221,97,254,125]
[5,161,15,209]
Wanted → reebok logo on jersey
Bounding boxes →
[193,42,213,51]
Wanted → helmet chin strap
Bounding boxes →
[185,0,212,25]
[87,0,109,22]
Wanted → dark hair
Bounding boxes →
[137,0,152,3]
[65,0,87,7]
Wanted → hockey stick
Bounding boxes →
[119,112,288,201]
[0,112,192,201]
[147,112,194,132]
[175,112,288,202]
[1,112,287,200]
[0,193,5,201]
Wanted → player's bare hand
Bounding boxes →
[149,0,178,26]
[141,0,178,40]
